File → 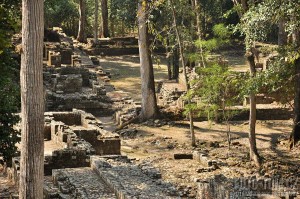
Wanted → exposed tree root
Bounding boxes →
[113,116,140,132]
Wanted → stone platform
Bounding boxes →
[44,155,179,199]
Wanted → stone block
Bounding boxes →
[63,74,83,93]
[48,51,61,67]
[174,153,193,159]
[60,48,72,65]
[44,124,51,140]
[89,56,100,65]
[93,138,121,155]
[71,55,81,67]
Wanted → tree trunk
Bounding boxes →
[170,0,196,146]
[290,58,300,148]
[77,0,87,43]
[246,50,261,167]
[232,0,247,17]
[166,39,172,80]
[19,0,44,198]
[193,0,206,67]
[240,0,248,12]
[101,0,109,38]
[173,47,179,79]
[94,0,99,43]
[138,0,159,120]
[289,30,300,148]
[278,18,287,46]
[194,0,202,39]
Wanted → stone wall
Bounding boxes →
[44,149,92,175]
[59,67,90,87]
[47,112,82,126]
[44,67,112,113]
[44,109,121,174]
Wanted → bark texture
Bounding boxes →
[194,0,202,39]
[290,58,300,148]
[246,50,261,167]
[101,0,109,38]
[138,0,159,120]
[19,0,45,198]
[94,0,99,43]
[289,31,300,148]
[77,0,87,43]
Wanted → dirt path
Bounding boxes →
[99,55,169,101]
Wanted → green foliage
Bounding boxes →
[186,64,244,122]
[237,3,273,48]
[199,0,237,35]
[0,3,21,166]
[110,0,137,30]
[0,50,20,166]
[213,23,231,39]
[44,0,78,36]
[257,55,294,106]
[195,23,231,52]
[0,5,19,54]
[234,0,300,108]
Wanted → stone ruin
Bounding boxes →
[41,28,115,115]
[44,67,113,114]
[43,156,179,199]
[8,109,179,198]
[157,66,293,121]
[7,30,181,196]
[8,109,120,180]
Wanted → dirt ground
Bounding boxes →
[99,54,300,198]
[99,55,169,101]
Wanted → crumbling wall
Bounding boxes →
[44,149,92,175]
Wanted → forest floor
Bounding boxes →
[99,53,300,197]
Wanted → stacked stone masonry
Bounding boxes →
[44,67,112,113]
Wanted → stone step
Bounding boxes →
[45,167,116,199]
[91,156,179,199]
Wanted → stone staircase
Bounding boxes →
[44,155,179,199]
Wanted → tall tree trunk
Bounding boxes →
[19,0,44,198]
[246,49,261,167]
[138,0,159,120]
[173,47,179,79]
[94,0,99,43]
[193,0,206,67]
[290,59,300,148]
[101,0,109,38]
[290,30,300,148]
[278,18,287,46]
[77,0,87,43]
[166,39,172,80]
[194,0,202,39]
[170,0,196,146]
